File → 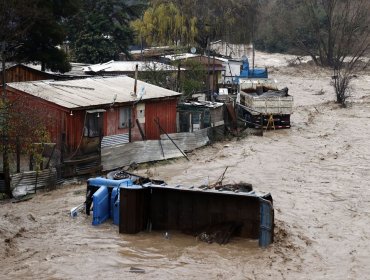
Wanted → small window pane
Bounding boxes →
[84,113,102,137]
[119,107,131,128]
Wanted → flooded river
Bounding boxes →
[1,61,370,279]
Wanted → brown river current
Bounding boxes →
[1,53,370,279]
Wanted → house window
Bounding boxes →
[119,107,132,128]
[84,112,103,137]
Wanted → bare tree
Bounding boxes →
[325,0,370,106]
[280,0,369,106]
[297,0,370,67]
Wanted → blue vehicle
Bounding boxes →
[233,57,268,84]
[85,170,165,225]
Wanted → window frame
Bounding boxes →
[84,112,103,138]
[119,107,132,129]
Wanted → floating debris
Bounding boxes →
[129,267,145,274]
[196,222,243,245]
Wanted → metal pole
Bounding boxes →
[154,118,189,161]
[177,63,181,92]
[207,37,211,101]
[134,64,138,96]
[1,42,11,197]
[128,119,132,143]
[212,55,216,101]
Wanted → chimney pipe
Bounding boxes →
[134,64,138,96]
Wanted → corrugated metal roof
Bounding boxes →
[7,76,182,110]
[180,101,224,109]
[25,62,91,77]
[162,53,200,61]
[83,60,180,73]
[130,46,171,54]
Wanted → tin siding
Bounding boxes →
[145,98,178,140]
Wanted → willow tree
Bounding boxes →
[131,2,198,46]
[139,0,261,51]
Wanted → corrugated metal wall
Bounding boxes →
[145,98,178,140]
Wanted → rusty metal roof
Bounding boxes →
[7,76,182,110]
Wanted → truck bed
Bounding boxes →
[240,90,293,116]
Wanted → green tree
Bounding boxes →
[138,61,178,90]
[69,0,145,63]
[136,0,261,51]
[131,2,198,47]
[1,0,73,197]
[179,60,206,98]
[1,0,37,198]
[10,0,79,72]
[254,0,292,53]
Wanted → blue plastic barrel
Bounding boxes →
[92,186,110,225]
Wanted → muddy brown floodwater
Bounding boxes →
[1,54,370,279]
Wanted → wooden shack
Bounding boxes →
[177,101,225,140]
[162,53,225,95]
[0,63,91,84]
[1,64,56,83]
[6,76,181,176]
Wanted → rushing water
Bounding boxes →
[2,71,370,279]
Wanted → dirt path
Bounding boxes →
[1,63,369,280]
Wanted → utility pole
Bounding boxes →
[1,42,11,197]
[207,36,211,101]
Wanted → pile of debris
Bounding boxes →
[196,222,243,245]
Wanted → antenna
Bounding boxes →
[138,86,146,99]
[110,93,117,108]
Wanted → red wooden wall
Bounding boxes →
[6,87,179,158]
[145,98,178,140]
[2,65,55,83]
